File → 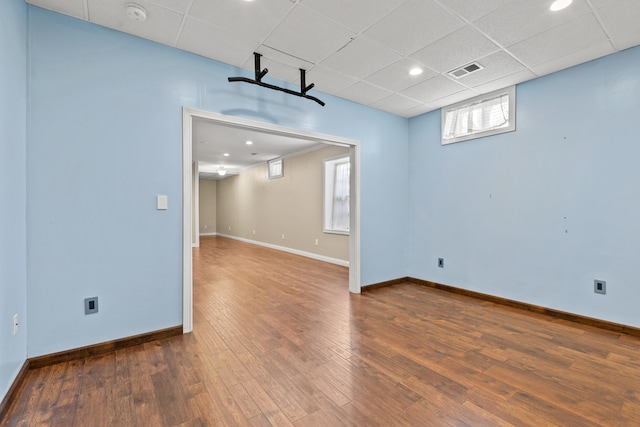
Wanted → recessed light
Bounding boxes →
[223,153,230,157]
[246,140,253,145]
[550,0,572,11]
[409,67,423,76]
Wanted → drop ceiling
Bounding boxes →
[25,0,640,118]
[192,118,327,180]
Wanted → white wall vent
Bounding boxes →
[448,62,484,79]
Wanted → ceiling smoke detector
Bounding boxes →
[126,3,147,22]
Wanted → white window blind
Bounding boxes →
[442,86,515,144]
[324,156,350,234]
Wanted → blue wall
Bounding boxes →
[26,7,409,357]
[408,46,640,328]
[0,0,28,402]
[13,1,639,387]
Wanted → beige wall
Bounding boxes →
[199,179,217,234]
[217,145,349,262]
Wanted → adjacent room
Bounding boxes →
[2,0,640,424]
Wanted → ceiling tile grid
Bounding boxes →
[25,0,640,117]
[363,0,465,56]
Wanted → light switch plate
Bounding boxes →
[157,195,168,210]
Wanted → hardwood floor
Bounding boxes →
[3,235,640,426]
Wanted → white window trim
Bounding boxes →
[323,155,350,235]
[441,85,516,145]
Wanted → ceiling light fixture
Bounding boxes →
[245,140,253,145]
[223,153,230,157]
[126,3,147,21]
[550,0,572,11]
[217,166,227,176]
[409,67,423,76]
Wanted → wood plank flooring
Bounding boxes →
[3,235,640,426]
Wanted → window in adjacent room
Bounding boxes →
[324,155,350,235]
[442,85,516,145]
[268,157,283,179]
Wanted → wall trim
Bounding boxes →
[199,232,217,237]
[28,326,183,369]
[0,360,29,423]
[217,233,349,267]
[361,277,409,292]
[363,277,640,338]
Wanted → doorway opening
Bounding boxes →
[182,108,361,332]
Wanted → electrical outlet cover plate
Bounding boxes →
[85,297,99,314]
[594,280,606,295]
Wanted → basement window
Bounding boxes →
[268,158,283,179]
[324,155,350,235]
[442,86,516,145]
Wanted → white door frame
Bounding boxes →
[182,107,361,333]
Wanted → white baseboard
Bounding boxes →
[216,233,349,267]
[199,232,217,236]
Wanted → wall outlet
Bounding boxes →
[438,258,444,268]
[85,297,99,314]
[253,229,256,235]
[315,238,319,246]
[281,234,285,240]
[228,226,231,231]
[594,280,606,295]
[13,314,18,335]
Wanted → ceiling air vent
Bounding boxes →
[448,62,484,79]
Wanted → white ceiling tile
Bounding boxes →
[508,14,610,67]
[255,45,315,71]
[177,18,257,67]
[305,66,359,95]
[320,36,402,79]
[609,33,640,52]
[189,0,294,44]
[364,59,437,92]
[263,6,356,64]
[472,69,536,94]
[338,81,394,106]
[147,0,192,14]
[429,89,480,110]
[364,0,465,55]
[529,42,615,77]
[410,25,501,73]
[596,0,640,51]
[474,0,593,47]
[437,0,513,22]
[87,0,184,46]
[369,94,425,115]
[300,0,404,33]
[452,50,525,87]
[400,75,467,103]
[27,0,86,19]
[403,103,438,117]
[589,0,618,8]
